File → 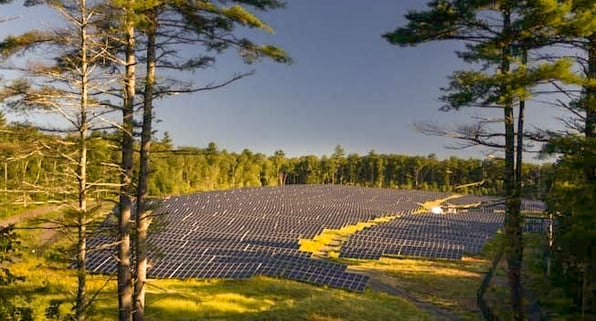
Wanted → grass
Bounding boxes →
[344,256,490,321]
[0,203,44,220]
[4,254,433,321]
[142,277,431,321]
[298,215,398,256]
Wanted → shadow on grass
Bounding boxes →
[89,276,432,321]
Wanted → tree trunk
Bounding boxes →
[75,1,89,319]
[585,35,596,182]
[134,8,157,321]
[118,10,135,321]
[4,162,7,203]
[22,159,29,207]
[51,160,57,200]
[514,47,527,321]
[76,220,87,321]
[501,7,524,321]
[581,35,596,321]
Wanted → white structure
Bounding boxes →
[431,206,444,214]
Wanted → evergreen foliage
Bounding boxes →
[0,225,32,321]
[384,1,586,319]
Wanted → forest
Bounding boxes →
[0,1,594,321]
[0,119,549,207]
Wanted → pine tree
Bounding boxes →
[131,2,289,320]
[384,1,576,319]
[539,1,596,317]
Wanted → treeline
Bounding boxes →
[151,141,549,198]
[0,118,549,206]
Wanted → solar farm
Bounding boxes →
[86,185,546,292]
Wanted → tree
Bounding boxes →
[117,2,136,320]
[133,5,157,321]
[538,2,596,317]
[271,150,288,186]
[330,145,345,184]
[130,2,290,320]
[0,225,32,321]
[383,1,574,319]
[0,1,123,319]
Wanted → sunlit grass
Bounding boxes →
[3,219,432,321]
[0,203,45,220]
[3,249,434,321]
[147,290,278,320]
[298,215,398,255]
[143,276,431,321]
[345,256,489,321]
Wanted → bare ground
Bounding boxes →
[0,205,61,226]
[0,205,62,245]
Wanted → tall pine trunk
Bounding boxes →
[501,6,524,321]
[134,8,157,321]
[118,9,135,321]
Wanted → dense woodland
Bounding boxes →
[0,1,594,321]
[0,119,549,206]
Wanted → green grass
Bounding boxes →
[344,257,489,321]
[142,277,430,321]
[4,253,432,321]
[0,203,43,220]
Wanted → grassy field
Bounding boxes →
[6,254,433,321]
[345,257,489,321]
[0,205,499,321]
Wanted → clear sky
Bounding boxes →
[0,0,567,160]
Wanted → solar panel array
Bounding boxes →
[86,185,451,291]
[339,196,549,261]
[339,210,502,260]
[85,185,546,292]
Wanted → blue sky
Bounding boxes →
[0,0,567,160]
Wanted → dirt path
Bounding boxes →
[0,205,64,247]
[347,266,465,321]
[0,205,60,227]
